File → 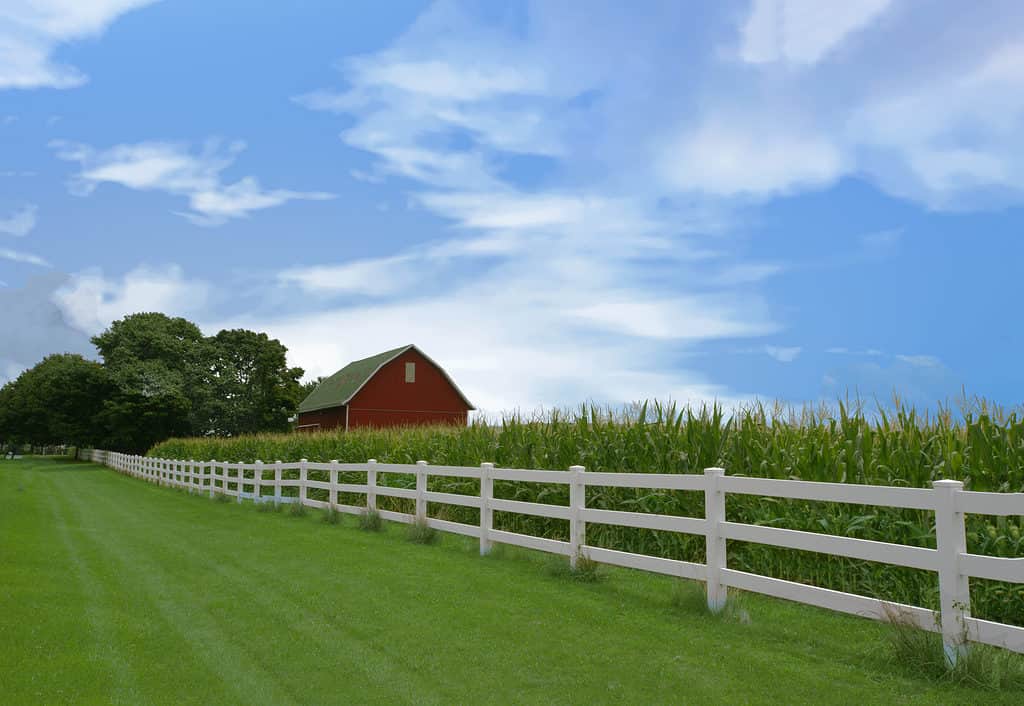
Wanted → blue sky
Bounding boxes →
[2,0,1023,415]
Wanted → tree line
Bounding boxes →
[0,312,319,454]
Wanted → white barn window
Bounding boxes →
[405,362,416,382]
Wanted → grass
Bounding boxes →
[3,457,1024,704]
[885,612,1024,690]
[147,399,1024,626]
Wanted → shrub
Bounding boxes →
[322,506,341,524]
[547,553,602,583]
[885,610,1024,689]
[407,518,438,545]
[359,508,382,532]
[288,502,308,518]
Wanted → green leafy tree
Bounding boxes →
[92,313,205,452]
[2,313,308,454]
[202,329,305,435]
[0,354,111,448]
[298,376,325,401]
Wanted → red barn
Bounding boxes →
[295,345,474,432]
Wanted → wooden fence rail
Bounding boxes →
[78,448,1024,665]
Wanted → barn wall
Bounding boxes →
[348,348,470,429]
[296,405,346,432]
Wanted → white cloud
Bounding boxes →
[0,0,158,90]
[53,264,210,334]
[660,120,844,197]
[0,204,37,237]
[0,247,49,266]
[765,345,801,363]
[215,285,760,414]
[353,59,544,102]
[895,354,942,368]
[278,255,421,297]
[50,139,334,225]
[738,0,893,66]
[708,263,785,286]
[569,295,773,341]
[418,192,597,230]
[281,1,793,410]
[849,42,1024,205]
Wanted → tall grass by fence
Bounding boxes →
[82,447,1024,665]
[149,401,1024,626]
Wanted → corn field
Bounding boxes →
[149,399,1024,626]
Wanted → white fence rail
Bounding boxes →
[79,448,1024,664]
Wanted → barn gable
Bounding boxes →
[297,345,474,416]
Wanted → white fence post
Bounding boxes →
[416,460,428,523]
[329,460,339,508]
[934,479,970,666]
[480,462,494,556]
[569,465,586,568]
[367,459,377,511]
[254,460,263,504]
[236,462,244,503]
[299,458,308,506]
[704,467,727,613]
[274,460,283,505]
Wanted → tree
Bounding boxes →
[0,354,111,448]
[90,314,307,449]
[92,313,205,452]
[202,329,305,435]
[298,376,325,401]
[0,313,309,454]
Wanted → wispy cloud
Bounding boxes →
[0,248,49,267]
[0,1,158,90]
[278,255,421,297]
[50,139,335,226]
[738,0,893,66]
[0,204,37,237]
[282,2,793,410]
[895,354,942,368]
[765,345,802,363]
[659,120,844,197]
[860,228,903,256]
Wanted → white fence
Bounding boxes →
[80,448,1024,664]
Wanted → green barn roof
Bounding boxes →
[297,345,473,414]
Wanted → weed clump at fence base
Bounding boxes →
[149,398,1024,626]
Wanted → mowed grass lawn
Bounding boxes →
[1,457,1017,705]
